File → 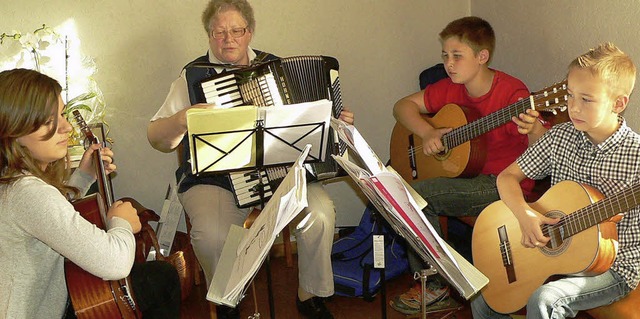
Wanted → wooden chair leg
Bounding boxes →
[282,226,294,268]
[208,301,218,319]
[193,257,204,286]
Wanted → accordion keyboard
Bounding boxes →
[200,63,284,108]
[229,166,288,208]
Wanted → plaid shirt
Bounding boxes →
[517,118,640,289]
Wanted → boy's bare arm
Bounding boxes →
[393,90,452,155]
[392,90,430,135]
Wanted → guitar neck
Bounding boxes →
[443,97,532,149]
[550,183,640,239]
[94,148,113,208]
[442,80,568,149]
[72,110,113,208]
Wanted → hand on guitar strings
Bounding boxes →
[77,143,116,178]
[512,108,542,135]
[420,126,453,156]
[518,206,560,248]
[107,200,142,234]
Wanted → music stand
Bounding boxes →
[187,99,333,176]
[187,101,332,317]
[329,119,488,319]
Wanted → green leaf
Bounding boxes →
[67,103,92,113]
[67,92,96,106]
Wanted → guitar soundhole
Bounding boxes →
[433,148,451,161]
[539,210,570,257]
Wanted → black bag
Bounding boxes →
[331,205,409,301]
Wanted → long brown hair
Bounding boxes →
[0,68,77,197]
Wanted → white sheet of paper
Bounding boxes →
[207,144,311,306]
[263,100,332,165]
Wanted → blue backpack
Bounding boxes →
[331,205,409,301]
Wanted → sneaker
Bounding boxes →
[389,281,450,315]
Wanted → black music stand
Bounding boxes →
[329,120,488,319]
[188,102,332,318]
[187,101,332,176]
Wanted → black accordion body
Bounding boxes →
[192,55,347,208]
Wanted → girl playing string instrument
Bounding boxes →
[0,68,180,318]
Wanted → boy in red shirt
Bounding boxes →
[390,16,548,315]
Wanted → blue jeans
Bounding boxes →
[408,174,500,273]
[471,270,631,319]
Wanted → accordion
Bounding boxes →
[192,55,347,208]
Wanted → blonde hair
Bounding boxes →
[0,68,77,197]
[439,16,495,64]
[569,42,636,98]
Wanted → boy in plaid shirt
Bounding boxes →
[472,42,640,318]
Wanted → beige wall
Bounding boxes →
[473,1,640,128]
[0,0,465,226]
[3,1,638,226]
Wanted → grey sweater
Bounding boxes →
[0,171,136,319]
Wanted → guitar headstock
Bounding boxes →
[531,80,568,114]
[72,110,100,145]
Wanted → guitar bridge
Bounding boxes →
[497,225,517,283]
[408,135,417,179]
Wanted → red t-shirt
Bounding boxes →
[423,69,535,194]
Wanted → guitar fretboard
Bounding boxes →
[443,82,567,150]
[443,98,532,149]
[545,183,640,241]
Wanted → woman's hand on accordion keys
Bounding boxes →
[339,107,354,125]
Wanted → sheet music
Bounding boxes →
[207,144,311,307]
[187,106,257,173]
[331,117,385,175]
[263,99,332,165]
[186,100,332,174]
[330,120,488,300]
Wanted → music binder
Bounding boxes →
[186,99,333,175]
[330,119,489,300]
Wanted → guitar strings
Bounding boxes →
[405,86,567,158]
[539,183,640,245]
[405,98,532,157]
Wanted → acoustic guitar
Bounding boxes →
[471,180,640,314]
[389,81,568,182]
[64,111,142,319]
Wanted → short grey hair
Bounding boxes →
[202,0,256,34]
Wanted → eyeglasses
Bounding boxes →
[211,27,248,39]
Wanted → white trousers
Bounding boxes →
[178,182,336,297]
